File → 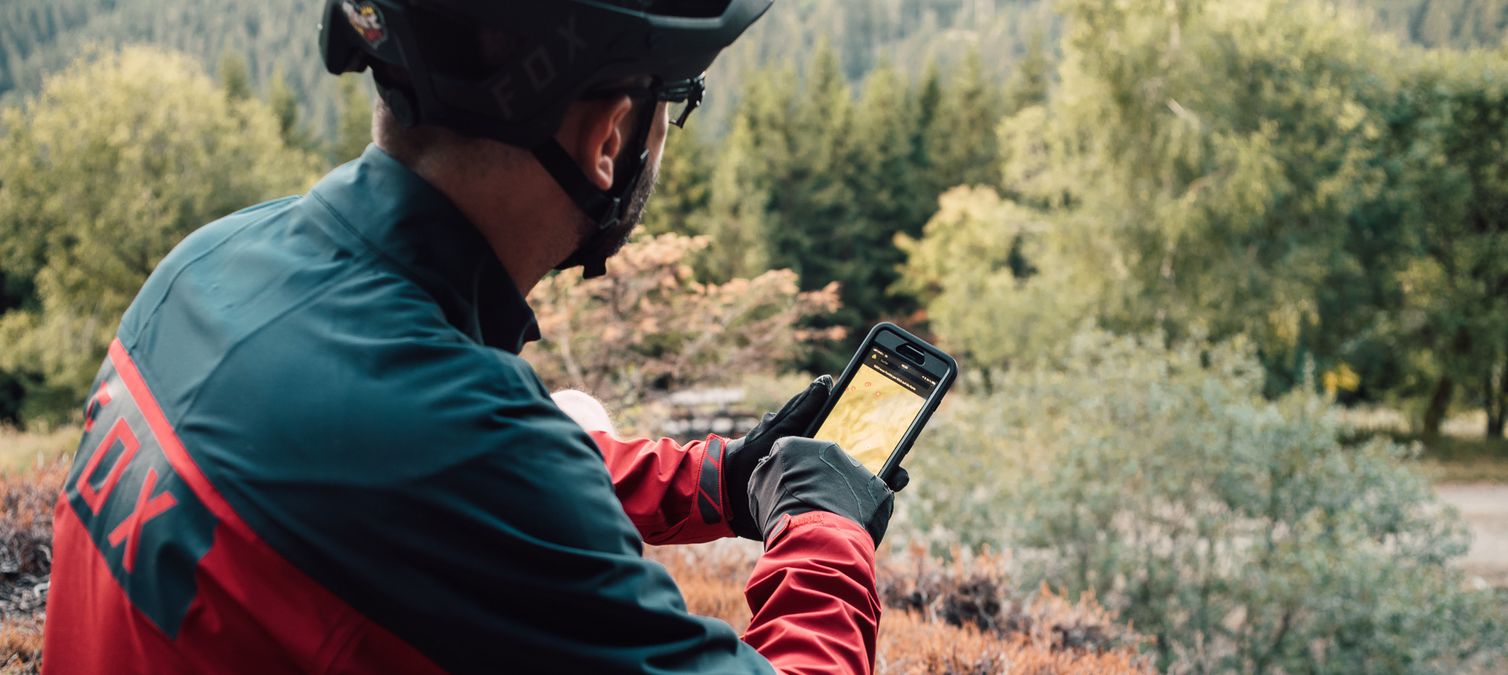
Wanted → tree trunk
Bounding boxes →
[1489,353,1507,440]
[1423,376,1453,437]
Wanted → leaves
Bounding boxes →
[0,46,320,423]
[899,329,1506,672]
[525,234,841,408]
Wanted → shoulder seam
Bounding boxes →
[308,191,434,296]
[126,198,299,350]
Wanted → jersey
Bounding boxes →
[43,146,881,674]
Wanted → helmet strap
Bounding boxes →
[371,69,653,280]
[532,97,656,279]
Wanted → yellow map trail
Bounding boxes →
[813,364,925,475]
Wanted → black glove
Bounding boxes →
[723,375,833,540]
[747,437,896,549]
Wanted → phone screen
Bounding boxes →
[812,346,940,475]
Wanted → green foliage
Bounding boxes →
[330,75,374,165]
[899,329,1507,672]
[1392,49,1508,436]
[919,49,1006,194]
[900,0,1508,436]
[897,186,1087,369]
[686,116,771,282]
[0,46,319,424]
[692,43,1021,371]
[643,122,713,242]
[217,51,251,101]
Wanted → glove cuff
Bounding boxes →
[723,436,764,540]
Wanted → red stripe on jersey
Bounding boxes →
[45,340,444,674]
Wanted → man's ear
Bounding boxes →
[563,95,635,191]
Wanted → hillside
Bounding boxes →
[6,0,1500,143]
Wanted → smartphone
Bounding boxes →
[806,322,957,488]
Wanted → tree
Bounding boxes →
[217,51,252,101]
[643,122,713,240]
[920,48,1004,193]
[691,116,774,282]
[267,68,319,155]
[1396,49,1508,437]
[1001,31,1052,116]
[525,234,841,407]
[897,185,1094,372]
[331,75,373,164]
[924,0,1422,396]
[0,46,319,424]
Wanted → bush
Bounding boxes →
[0,46,320,425]
[0,462,66,674]
[526,233,840,409]
[898,329,1506,672]
[650,542,1150,674]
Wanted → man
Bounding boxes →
[43,1,900,672]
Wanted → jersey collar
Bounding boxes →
[309,145,542,354]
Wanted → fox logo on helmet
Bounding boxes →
[341,0,388,48]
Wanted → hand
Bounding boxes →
[723,376,833,540]
[747,438,896,549]
[551,389,616,434]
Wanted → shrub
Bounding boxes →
[525,234,840,410]
[0,47,320,425]
[650,541,1150,674]
[898,329,1507,672]
[0,462,66,674]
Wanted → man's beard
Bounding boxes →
[572,160,659,267]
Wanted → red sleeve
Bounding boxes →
[743,512,881,675]
[588,430,734,545]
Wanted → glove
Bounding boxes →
[747,437,896,549]
[723,375,833,540]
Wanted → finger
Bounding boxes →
[889,467,911,493]
[768,374,834,434]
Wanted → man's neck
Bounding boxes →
[380,141,581,296]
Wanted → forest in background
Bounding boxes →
[4,0,1508,137]
[2,0,1508,430]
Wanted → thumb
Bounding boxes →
[768,374,834,436]
[889,467,911,493]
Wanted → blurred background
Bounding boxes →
[2,0,1507,672]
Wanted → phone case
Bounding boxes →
[805,322,958,488]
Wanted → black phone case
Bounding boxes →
[804,322,958,488]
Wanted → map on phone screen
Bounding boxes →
[812,347,937,475]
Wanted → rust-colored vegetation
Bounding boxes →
[2,463,1147,673]
[651,544,1150,674]
[0,464,64,674]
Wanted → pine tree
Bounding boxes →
[644,122,713,239]
[1002,32,1051,116]
[267,68,318,155]
[695,116,774,282]
[331,75,373,163]
[922,48,1004,193]
[218,51,252,101]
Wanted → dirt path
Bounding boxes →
[1436,484,1508,587]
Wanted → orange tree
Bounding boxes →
[525,233,840,408]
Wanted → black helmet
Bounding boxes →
[319,0,771,276]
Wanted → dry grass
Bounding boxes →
[652,543,1150,674]
[1337,408,1508,484]
[0,427,77,477]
